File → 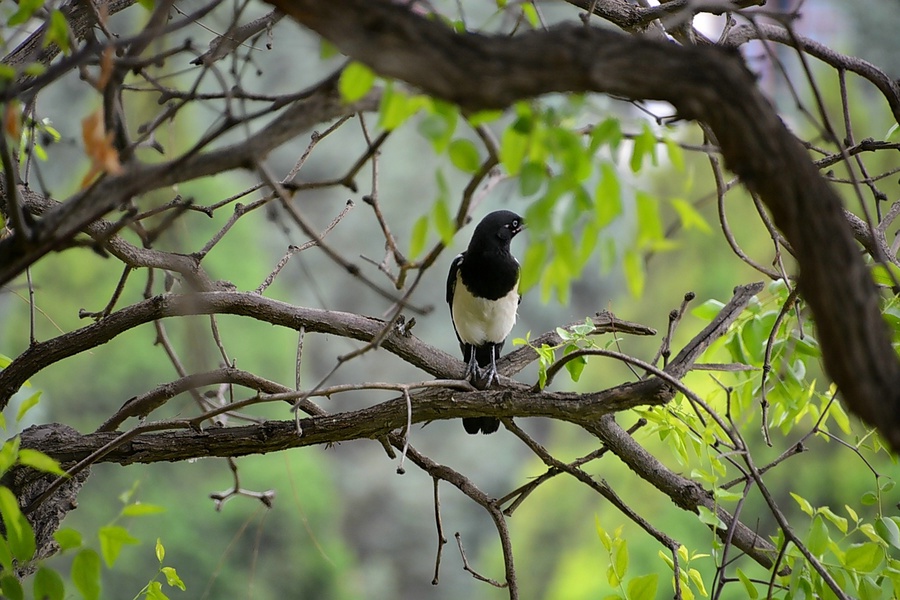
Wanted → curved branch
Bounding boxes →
[723,23,900,124]
[263,0,900,450]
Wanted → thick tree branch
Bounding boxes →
[263,0,900,450]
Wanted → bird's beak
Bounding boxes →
[515,220,525,235]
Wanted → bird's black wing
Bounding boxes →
[446,252,464,306]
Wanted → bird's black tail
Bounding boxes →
[461,343,503,434]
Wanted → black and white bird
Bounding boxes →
[446,210,525,435]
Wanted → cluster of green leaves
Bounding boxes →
[596,519,711,600]
[513,318,606,389]
[0,380,184,600]
[630,281,898,599]
[785,489,900,600]
[337,61,711,295]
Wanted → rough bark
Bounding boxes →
[262,0,900,449]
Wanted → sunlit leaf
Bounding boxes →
[807,515,829,556]
[155,538,165,563]
[44,10,71,54]
[844,542,883,572]
[521,2,539,27]
[736,568,758,599]
[0,436,20,479]
[98,525,139,567]
[670,198,711,234]
[630,123,656,172]
[623,248,645,298]
[519,240,547,293]
[408,215,429,259]
[17,448,67,476]
[589,118,622,153]
[7,0,43,26]
[338,62,375,103]
[146,581,169,600]
[500,122,529,176]
[161,566,186,590]
[431,197,455,247]
[627,573,658,600]
[664,136,685,171]
[54,527,83,551]
[595,162,621,228]
[0,485,35,562]
[72,549,101,600]
[121,502,166,517]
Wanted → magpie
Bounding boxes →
[446,210,525,435]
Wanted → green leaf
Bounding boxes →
[136,0,155,10]
[630,124,656,172]
[521,2,539,27]
[691,299,725,321]
[0,538,13,572]
[519,161,545,197]
[98,525,139,567]
[408,215,429,259]
[736,568,758,599]
[7,0,43,26]
[595,517,612,552]
[17,448,67,476]
[563,347,586,383]
[146,581,169,600]
[378,84,408,131]
[664,136,685,171]
[688,568,707,597]
[635,191,665,249]
[448,139,481,173]
[120,502,166,517]
[72,549,101,600]
[696,505,724,529]
[519,240,547,293]
[807,514,829,556]
[0,574,23,600]
[44,10,71,54]
[589,118,622,153]
[16,390,41,423]
[431,197,455,247]
[33,566,65,600]
[161,566,186,591]
[595,163,621,227]
[0,436,20,479]
[500,119,530,175]
[466,109,503,127]
[861,491,878,505]
[819,506,848,534]
[319,39,339,60]
[613,538,628,579]
[338,62,375,103]
[670,198,711,234]
[418,101,458,153]
[155,538,165,563]
[627,573,658,600]
[844,542,883,572]
[0,486,35,562]
[790,492,815,516]
[622,249,645,298]
[876,517,900,550]
[54,527,83,551]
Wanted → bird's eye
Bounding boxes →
[511,220,519,228]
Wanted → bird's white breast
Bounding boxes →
[452,271,518,345]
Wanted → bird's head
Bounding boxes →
[472,210,525,248]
